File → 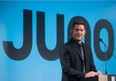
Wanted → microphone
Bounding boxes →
[99,38,116,75]
[99,38,102,41]
[99,38,108,49]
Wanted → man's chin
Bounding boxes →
[76,37,81,40]
[75,38,81,41]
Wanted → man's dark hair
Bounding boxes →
[73,20,84,27]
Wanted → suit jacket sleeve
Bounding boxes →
[59,45,85,79]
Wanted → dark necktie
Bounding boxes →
[80,45,85,73]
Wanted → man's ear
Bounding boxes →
[71,30,73,33]
[85,30,86,34]
[83,30,86,36]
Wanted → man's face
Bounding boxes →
[71,24,86,42]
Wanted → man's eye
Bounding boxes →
[80,29,84,31]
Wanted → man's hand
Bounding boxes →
[97,71,102,75]
[85,71,102,78]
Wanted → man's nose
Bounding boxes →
[78,30,81,33]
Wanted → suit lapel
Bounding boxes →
[69,41,83,61]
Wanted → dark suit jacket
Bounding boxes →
[59,38,97,81]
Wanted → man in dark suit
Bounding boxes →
[59,20,102,81]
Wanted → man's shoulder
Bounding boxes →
[83,43,88,47]
[61,41,70,47]
[60,40,72,49]
[82,43,92,51]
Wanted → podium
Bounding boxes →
[80,75,116,81]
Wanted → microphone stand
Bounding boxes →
[99,38,116,75]
[104,45,107,75]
